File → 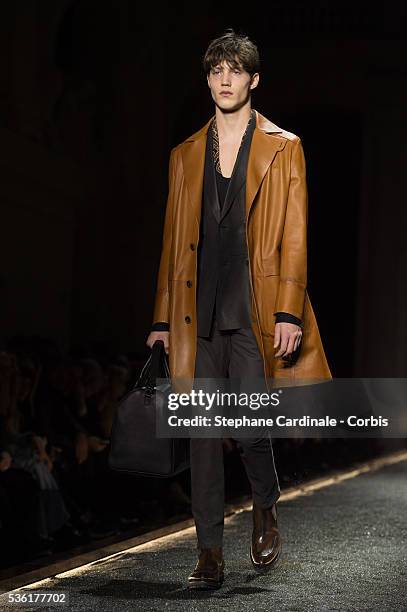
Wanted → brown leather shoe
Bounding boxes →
[188,546,225,590]
[250,503,282,572]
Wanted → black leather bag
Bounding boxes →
[108,340,190,477]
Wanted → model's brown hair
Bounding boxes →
[203,29,260,76]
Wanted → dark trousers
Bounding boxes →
[190,316,281,548]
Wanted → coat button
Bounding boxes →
[186,280,192,287]
[185,315,191,324]
[190,243,195,251]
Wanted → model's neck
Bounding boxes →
[214,103,253,140]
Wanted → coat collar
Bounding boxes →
[180,109,287,229]
[183,109,284,141]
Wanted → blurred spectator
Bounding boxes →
[0,351,71,563]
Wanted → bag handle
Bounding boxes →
[144,340,170,402]
[135,340,170,396]
[135,354,152,388]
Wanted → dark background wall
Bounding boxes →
[0,1,406,376]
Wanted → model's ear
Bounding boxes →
[250,72,260,91]
[207,73,211,88]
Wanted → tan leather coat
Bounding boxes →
[152,109,332,392]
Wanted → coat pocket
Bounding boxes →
[258,274,280,336]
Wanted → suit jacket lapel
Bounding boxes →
[219,112,256,222]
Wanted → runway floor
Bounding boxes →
[1,454,406,611]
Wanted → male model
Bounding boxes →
[146,30,331,589]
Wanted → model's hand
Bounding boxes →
[146,331,170,354]
[274,322,302,358]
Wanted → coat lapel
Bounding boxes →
[180,110,287,228]
[180,118,211,230]
[246,112,288,221]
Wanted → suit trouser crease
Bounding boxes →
[191,316,281,548]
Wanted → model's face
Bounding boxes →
[207,57,259,112]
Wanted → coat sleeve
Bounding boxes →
[151,147,177,327]
[274,137,308,321]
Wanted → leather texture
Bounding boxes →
[152,109,332,392]
[188,546,225,589]
[250,502,282,571]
